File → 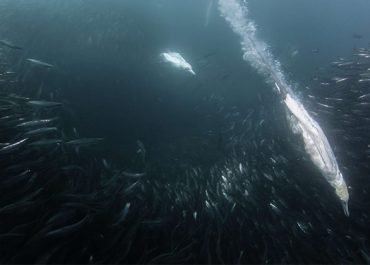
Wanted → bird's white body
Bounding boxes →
[160,52,196,75]
[282,90,349,216]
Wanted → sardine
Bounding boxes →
[27,100,62,107]
[113,202,131,225]
[121,171,147,178]
[0,138,28,154]
[332,77,348,83]
[0,39,22,50]
[358,93,370,100]
[46,214,90,237]
[16,118,56,127]
[28,139,63,146]
[24,127,58,136]
[26,58,54,68]
[66,138,103,146]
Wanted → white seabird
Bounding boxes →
[276,82,349,216]
[160,52,196,75]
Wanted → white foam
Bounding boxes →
[218,0,290,93]
[204,0,214,28]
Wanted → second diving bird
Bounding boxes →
[160,52,196,75]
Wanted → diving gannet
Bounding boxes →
[160,52,196,75]
[276,82,349,216]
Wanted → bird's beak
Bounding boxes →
[342,200,349,217]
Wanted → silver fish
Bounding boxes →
[66,138,104,146]
[136,139,146,163]
[26,58,54,68]
[0,138,28,154]
[3,71,17,76]
[24,127,58,136]
[358,93,370,100]
[27,100,62,107]
[28,139,63,146]
[332,77,348,83]
[121,171,147,178]
[16,118,56,127]
[0,39,22,50]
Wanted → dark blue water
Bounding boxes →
[1,1,370,263]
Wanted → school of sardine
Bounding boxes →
[1,35,370,264]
